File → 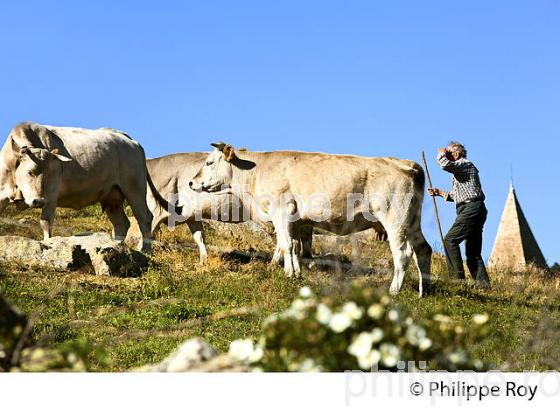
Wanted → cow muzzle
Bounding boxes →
[27,198,46,208]
[189,180,204,192]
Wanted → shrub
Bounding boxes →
[230,286,491,372]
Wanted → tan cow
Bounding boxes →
[0,122,176,252]
[189,143,432,295]
[145,152,315,263]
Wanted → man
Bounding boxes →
[428,142,491,288]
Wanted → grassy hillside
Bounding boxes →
[1,206,559,371]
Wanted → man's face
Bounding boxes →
[446,145,461,161]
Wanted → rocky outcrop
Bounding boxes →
[0,233,147,277]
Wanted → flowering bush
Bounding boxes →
[230,286,490,372]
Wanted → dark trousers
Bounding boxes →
[443,201,490,284]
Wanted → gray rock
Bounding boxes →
[138,338,218,372]
[0,236,44,265]
[0,234,147,277]
[135,338,251,373]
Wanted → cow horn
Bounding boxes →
[211,142,226,151]
[50,149,72,162]
[11,137,22,154]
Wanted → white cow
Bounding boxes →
[0,122,177,251]
[190,143,432,295]
[145,152,315,263]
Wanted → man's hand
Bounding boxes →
[438,147,447,155]
[428,188,443,197]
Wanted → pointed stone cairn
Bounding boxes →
[488,184,548,271]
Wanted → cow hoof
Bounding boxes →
[271,258,283,266]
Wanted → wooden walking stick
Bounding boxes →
[422,150,446,253]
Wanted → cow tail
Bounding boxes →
[139,144,183,216]
[409,162,426,228]
[146,170,183,216]
[411,162,426,197]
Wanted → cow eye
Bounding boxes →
[206,160,214,166]
[28,166,41,176]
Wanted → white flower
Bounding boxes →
[283,299,313,320]
[298,358,323,372]
[348,333,375,359]
[329,313,353,333]
[380,295,391,305]
[380,343,401,368]
[299,286,313,298]
[263,314,279,327]
[316,303,333,325]
[388,310,399,322]
[367,304,384,320]
[291,299,309,312]
[433,314,452,323]
[406,324,427,346]
[419,338,433,352]
[472,314,489,325]
[371,328,384,344]
[357,350,381,371]
[342,302,364,320]
[229,339,256,362]
[448,351,467,365]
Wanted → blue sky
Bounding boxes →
[1,1,558,264]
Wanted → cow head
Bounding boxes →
[11,138,72,208]
[189,142,237,193]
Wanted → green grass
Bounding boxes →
[1,206,559,371]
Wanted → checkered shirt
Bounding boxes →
[437,152,485,204]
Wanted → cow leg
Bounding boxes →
[187,220,208,264]
[272,203,301,278]
[150,208,168,237]
[275,228,300,277]
[386,227,414,295]
[0,197,8,215]
[125,195,154,253]
[299,225,313,258]
[105,204,131,243]
[271,242,282,265]
[271,227,296,266]
[408,228,433,297]
[40,203,57,240]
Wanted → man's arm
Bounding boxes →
[437,152,469,173]
[441,190,455,202]
[428,188,454,202]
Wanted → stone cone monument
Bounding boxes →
[488,183,548,271]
